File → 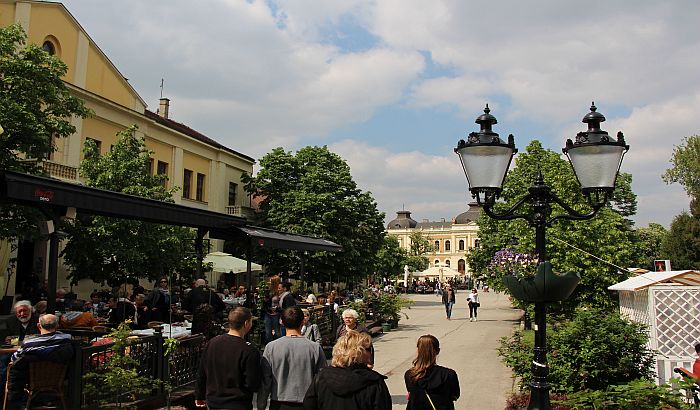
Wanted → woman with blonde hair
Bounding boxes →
[405,335,460,410]
[303,331,391,409]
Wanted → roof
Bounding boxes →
[608,270,700,292]
[0,171,340,252]
[144,110,255,163]
[386,210,417,229]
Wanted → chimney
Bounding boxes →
[158,98,170,119]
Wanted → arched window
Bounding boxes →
[459,240,465,251]
[445,240,451,251]
[458,259,466,273]
[474,239,480,248]
[445,260,451,267]
[434,259,439,266]
[42,40,55,55]
[434,240,440,251]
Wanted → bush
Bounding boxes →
[562,379,692,410]
[498,308,655,393]
[505,392,569,410]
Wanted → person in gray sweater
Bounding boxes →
[260,306,327,410]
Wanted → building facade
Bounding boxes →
[386,203,482,275]
[0,0,256,296]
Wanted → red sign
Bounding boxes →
[33,188,54,202]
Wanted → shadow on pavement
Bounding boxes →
[391,394,408,405]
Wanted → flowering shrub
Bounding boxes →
[487,247,539,280]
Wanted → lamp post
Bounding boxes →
[455,103,628,410]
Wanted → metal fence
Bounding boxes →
[66,329,206,409]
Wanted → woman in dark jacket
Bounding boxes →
[304,331,391,410]
[405,334,460,410]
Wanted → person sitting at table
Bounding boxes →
[134,294,150,329]
[107,295,136,326]
[33,300,47,316]
[0,301,39,403]
[59,300,98,329]
[55,288,68,312]
[7,314,73,410]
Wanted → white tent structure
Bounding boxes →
[609,270,700,384]
[415,265,462,282]
[203,252,262,273]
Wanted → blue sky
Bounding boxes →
[59,0,697,228]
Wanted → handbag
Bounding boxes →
[424,390,437,410]
[476,302,481,307]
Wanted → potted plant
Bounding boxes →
[83,321,163,409]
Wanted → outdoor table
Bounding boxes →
[130,324,191,339]
[0,345,18,355]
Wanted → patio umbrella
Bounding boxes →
[203,252,262,273]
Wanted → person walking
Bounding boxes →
[303,331,391,409]
[467,288,479,321]
[260,306,327,410]
[442,284,456,320]
[195,306,261,409]
[405,335,460,410]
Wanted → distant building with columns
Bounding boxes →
[386,203,482,275]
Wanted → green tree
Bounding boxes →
[243,146,385,284]
[62,126,198,286]
[633,223,669,271]
[405,232,433,271]
[660,211,700,270]
[663,135,700,199]
[468,141,638,316]
[0,24,91,240]
[375,235,408,279]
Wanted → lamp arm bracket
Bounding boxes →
[483,194,534,223]
[546,193,602,224]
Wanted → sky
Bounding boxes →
[58,0,697,228]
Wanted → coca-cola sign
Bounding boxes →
[33,188,54,202]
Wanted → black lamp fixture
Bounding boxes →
[454,102,629,410]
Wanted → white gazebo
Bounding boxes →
[608,269,700,384]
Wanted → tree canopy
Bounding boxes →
[663,135,700,200]
[375,235,408,279]
[0,24,91,240]
[62,126,199,286]
[467,141,639,315]
[632,223,668,271]
[243,146,385,284]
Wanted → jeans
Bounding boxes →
[469,302,478,318]
[444,302,454,318]
[264,314,281,343]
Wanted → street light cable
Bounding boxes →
[550,237,628,274]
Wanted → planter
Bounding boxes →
[502,261,580,303]
[381,323,391,333]
[389,319,399,329]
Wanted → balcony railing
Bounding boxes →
[225,205,256,220]
[20,158,78,181]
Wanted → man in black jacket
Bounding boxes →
[195,306,261,409]
[183,279,226,316]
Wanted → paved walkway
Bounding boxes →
[372,291,522,409]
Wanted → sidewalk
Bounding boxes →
[372,291,522,409]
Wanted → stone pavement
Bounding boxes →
[372,291,522,410]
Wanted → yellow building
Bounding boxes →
[0,1,256,296]
[386,203,482,276]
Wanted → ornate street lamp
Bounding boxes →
[455,103,628,410]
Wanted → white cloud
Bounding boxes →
[58,0,700,228]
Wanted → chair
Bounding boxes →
[24,361,68,409]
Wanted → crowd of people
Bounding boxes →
[0,274,464,409]
[196,305,460,410]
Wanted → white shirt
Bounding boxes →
[467,292,479,303]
